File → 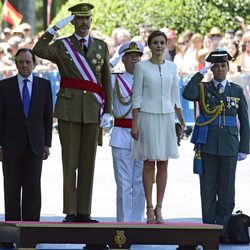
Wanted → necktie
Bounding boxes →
[22,79,30,117]
[217,83,223,95]
[79,38,88,54]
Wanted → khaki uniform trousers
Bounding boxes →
[58,119,99,215]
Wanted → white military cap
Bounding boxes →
[118,41,144,56]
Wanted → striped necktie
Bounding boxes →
[22,79,30,117]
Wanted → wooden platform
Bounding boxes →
[0,221,222,249]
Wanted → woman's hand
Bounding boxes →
[131,125,139,140]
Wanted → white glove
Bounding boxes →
[48,15,75,35]
[237,152,247,161]
[100,113,113,128]
[110,52,124,68]
[199,63,214,75]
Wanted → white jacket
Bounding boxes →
[132,60,181,113]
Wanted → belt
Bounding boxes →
[191,115,237,175]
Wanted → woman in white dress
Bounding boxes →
[131,30,185,223]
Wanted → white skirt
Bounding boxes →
[131,112,179,161]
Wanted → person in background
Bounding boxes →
[161,28,177,61]
[33,3,112,227]
[138,24,153,46]
[131,30,185,224]
[0,48,53,222]
[239,31,250,73]
[184,33,203,74]
[226,41,241,76]
[182,50,249,244]
[203,34,214,52]
[110,41,145,222]
[209,27,223,50]
[174,35,189,77]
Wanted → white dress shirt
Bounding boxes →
[18,74,33,100]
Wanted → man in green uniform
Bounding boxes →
[33,3,112,224]
[182,50,249,244]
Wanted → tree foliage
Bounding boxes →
[23,0,250,37]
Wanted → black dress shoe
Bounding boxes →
[177,246,200,250]
[62,214,76,222]
[219,235,230,244]
[0,242,15,248]
[84,244,109,249]
[76,214,99,223]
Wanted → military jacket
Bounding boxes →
[33,32,112,123]
[182,72,249,156]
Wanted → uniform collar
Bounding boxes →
[213,79,227,89]
[74,33,90,47]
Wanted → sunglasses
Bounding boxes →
[178,41,187,46]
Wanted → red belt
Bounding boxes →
[114,118,132,128]
[60,77,106,104]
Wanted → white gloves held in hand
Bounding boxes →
[199,63,214,75]
[48,15,75,35]
[100,113,113,128]
[237,152,247,161]
[110,52,125,68]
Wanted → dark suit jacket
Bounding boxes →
[182,72,250,156]
[0,75,53,156]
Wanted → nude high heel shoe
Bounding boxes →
[146,206,156,224]
[154,205,164,224]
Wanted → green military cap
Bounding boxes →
[68,3,94,17]
[206,50,233,63]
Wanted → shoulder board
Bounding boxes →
[93,37,106,44]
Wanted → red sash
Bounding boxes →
[114,118,132,128]
[60,78,106,105]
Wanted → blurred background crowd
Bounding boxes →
[0,15,250,123]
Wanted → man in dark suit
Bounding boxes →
[0,48,53,221]
[33,3,112,225]
[182,50,249,244]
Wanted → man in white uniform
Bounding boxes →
[109,41,145,222]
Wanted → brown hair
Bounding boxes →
[147,30,167,46]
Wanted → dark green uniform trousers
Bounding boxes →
[200,153,237,236]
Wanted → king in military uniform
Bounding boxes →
[33,3,112,224]
[182,50,249,243]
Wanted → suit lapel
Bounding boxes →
[11,76,24,113]
[29,76,39,117]
[223,81,230,97]
[86,37,97,58]
[69,35,84,56]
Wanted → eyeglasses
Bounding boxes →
[178,41,187,46]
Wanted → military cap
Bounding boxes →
[118,41,144,56]
[206,50,233,63]
[68,3,94,17]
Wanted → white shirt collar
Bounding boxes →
[74,33,90,47]
[213,79,227,88]
[18,74,33,84]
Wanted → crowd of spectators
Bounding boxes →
[0,15,250,93]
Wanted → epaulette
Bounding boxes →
[93,37,106,45]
